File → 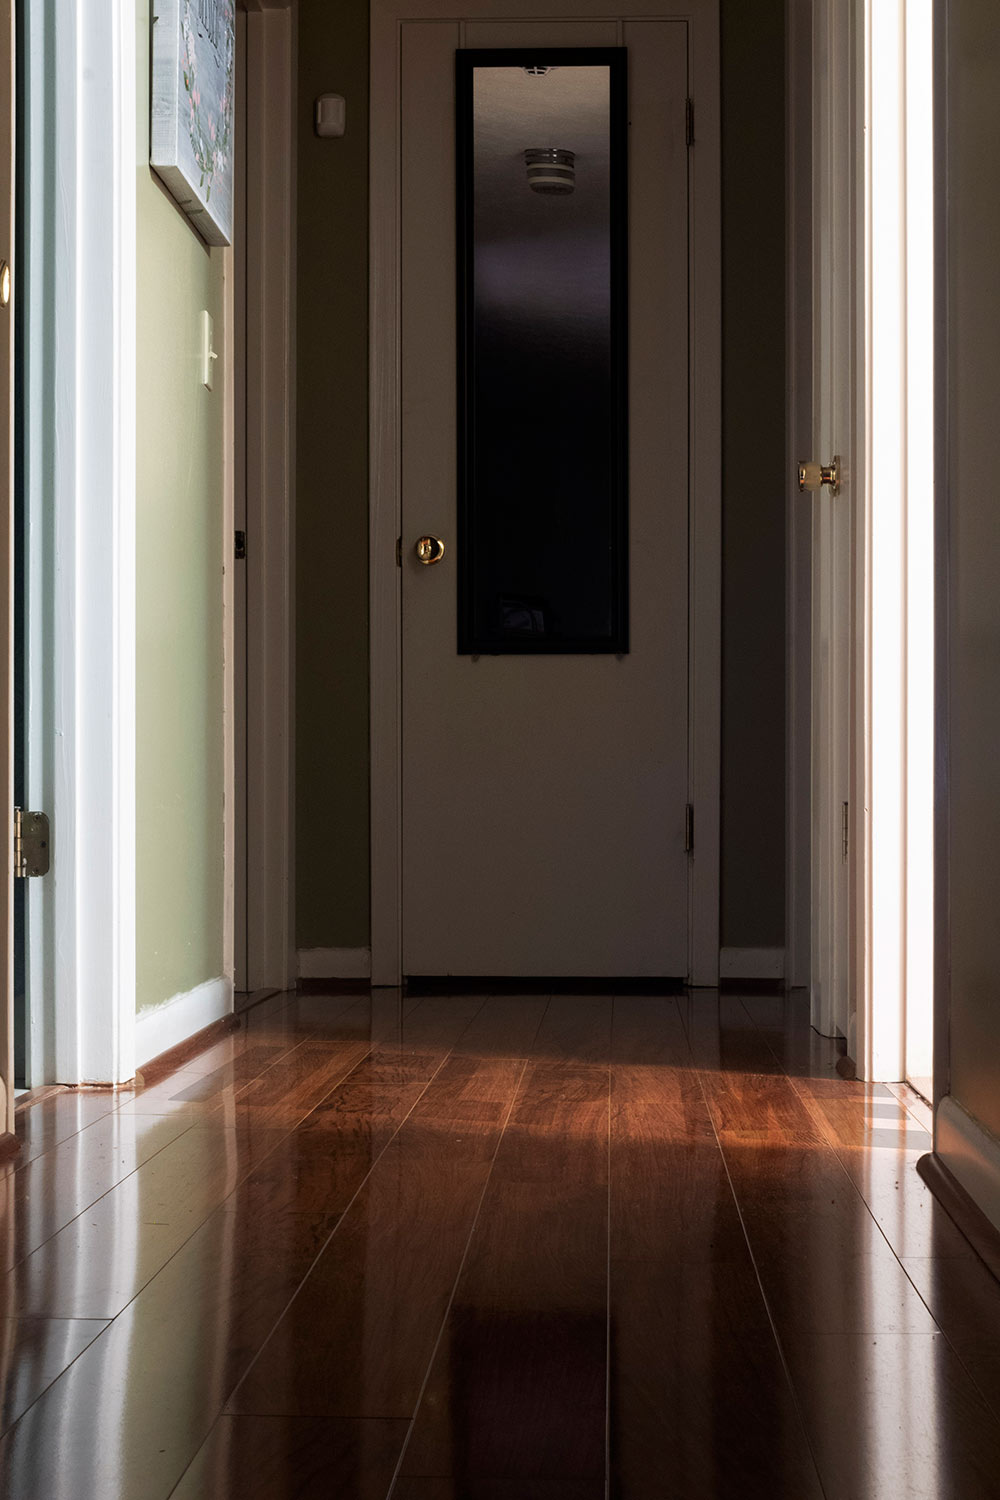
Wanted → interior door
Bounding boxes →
[399,19,690,978]
[809,0,858,1047]
[0,0,14,1137]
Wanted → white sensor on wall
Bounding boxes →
[315,94,346,138]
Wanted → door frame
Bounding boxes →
[0,0,12,1139]
[785,0,813,994]
[369,0,722,987]
[800,0,937,1082]
[17,0,139,1086]
[235,0,297,995]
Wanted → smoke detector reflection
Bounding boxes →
[524,148,576,195]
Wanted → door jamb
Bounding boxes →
[369,0,722,986]
[785,0,812,993]
[0,0,12,1137]
[22,0,139,1085]
[803,0,935,1082]
[237,0,297,993]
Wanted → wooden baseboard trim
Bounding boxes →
[136,1012,241,1088]
[934,1093,1000,1239]
[918,1150,1000,1285]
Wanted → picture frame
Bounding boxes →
[150,0,235,247]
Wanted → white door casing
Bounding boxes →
[808,0,931,1082]
[370,0,722,986]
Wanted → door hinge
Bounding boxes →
[686,98,695,147]
[234,529,247,561]
[842,801,849,862]
[684,803,695,854]
[396,536,402,567]
[14,808,50,879]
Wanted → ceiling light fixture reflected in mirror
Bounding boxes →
[525,147,576,194]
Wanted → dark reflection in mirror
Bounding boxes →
[457,50,628,653]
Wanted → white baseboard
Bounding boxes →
[719,946,786,981]
[937,1094,1000,1237]
[135,975,234,1070]
[297,946,372,981]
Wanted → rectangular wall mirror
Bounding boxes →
[456,49,628,654]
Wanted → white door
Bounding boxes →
[0,0,13,1136]
[398,20,690,978]
[809,0,858,1048]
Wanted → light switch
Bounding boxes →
[315,94,346,138]
[201,310,218,390]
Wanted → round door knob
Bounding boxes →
[798,457,840,494]
[415,535,446,565]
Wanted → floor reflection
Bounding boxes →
[0,988,997,1498]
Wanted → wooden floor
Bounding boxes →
[1,989,1000,1498]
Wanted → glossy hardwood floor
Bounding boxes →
[2,988,1000,1498]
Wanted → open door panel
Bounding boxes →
[0,0,14,1143]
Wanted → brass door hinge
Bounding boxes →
[14,808,50,878]
[685,803,695,854]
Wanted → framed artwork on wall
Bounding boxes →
[150,0,235,246]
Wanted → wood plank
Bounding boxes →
[0,1111,191,1273]
[607,996,823,1498]
[13,1089,125,1167]
[0,1317,108,1435]
[782,1331,1000,1498]
[399,1003,612,1485]
[227,1050,446,1218]
[393,1482,605,1499]
[1,1121,288,1318]
[227,1049,526,1419]
[0,1206,338,1499]
[172,1415,408,1500]
[230,996,543,1220]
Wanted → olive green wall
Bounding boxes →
[943,0,1000,1139]
[296,0,371,950]
[135,0,226,1011]
[719,0,786,948]
[294,1,787,955]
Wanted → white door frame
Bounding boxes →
[370,0,722,987]
[19,0,138,1086]
[801,0,936,1082]
[19,0,251,1085]
[0,0,12,1139]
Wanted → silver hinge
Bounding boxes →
[684,803,695,854]
[14,808,51,878]
[842,801,849,862]
[686,98,695,147]
[234,530,247,561]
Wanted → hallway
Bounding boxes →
[1,988,999,1498]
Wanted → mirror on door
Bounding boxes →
[456,50,628,654]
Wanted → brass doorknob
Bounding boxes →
[415,535,446,565]
[798,457,841,495]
